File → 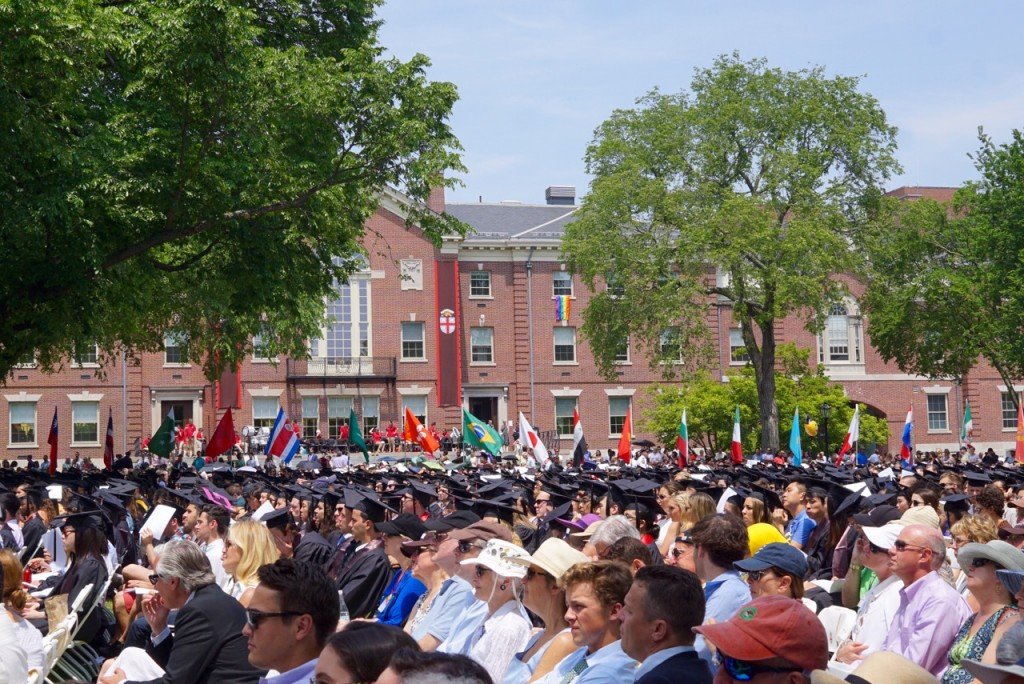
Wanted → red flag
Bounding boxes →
[206,408,236,460]
[46,408,58,475]
[616,405,632,464]
[103,409,114,469]
[404,407,440,454]
[1016,394,1024,465]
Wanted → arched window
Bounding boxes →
[818,302,863,365]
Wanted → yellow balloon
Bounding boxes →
[805,420,819,437]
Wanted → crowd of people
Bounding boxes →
[0,440,1022,683]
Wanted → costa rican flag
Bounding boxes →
[265,408,300,464]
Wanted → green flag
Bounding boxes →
[348,409,370,463]
[462,408,503,457]
[149,410,176,458]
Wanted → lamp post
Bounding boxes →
[820,402,832,456]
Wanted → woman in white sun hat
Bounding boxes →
[460,538,534,683]
[502,537,590,684]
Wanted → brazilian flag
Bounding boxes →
[462,408,503,457]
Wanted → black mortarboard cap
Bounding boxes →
[262,508,295,530]
[424,509,480,531]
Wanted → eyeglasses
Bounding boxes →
[867,541,886,555]
[244,609,304,630]
[148,573,161,585]
[536,499,552,506]
[473,566,492,578]
[525,568,550,582]
[721,656,801,681]
[745,569,775,582]
[892,540,928,553]
[457,541,475,554]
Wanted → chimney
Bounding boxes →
[545,185,575,206]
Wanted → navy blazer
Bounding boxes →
[636,649,712,684]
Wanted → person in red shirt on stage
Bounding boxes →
[385,420,399,453]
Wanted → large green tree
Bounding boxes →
[0,0,463,379]
[564,53,899,450]
[858,131,1024,406]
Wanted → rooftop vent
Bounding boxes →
[545,185,576,206]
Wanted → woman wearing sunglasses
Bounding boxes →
[503,538,589,684]
[458,539,533,683]
[733,542,809,606]
[940,540,1024,683]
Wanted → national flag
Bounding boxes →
[1016,395,1024,465]
[103,409,115,469]
[836,405,860,464]
[205,408,236,460]
[789,407,803,466]
[149,409,176,459]
[961,401,973,445]
[572,407,587,468]
[404,407,440,454]
[899,406,913,464]
[47,408,59,476]
[518,412,550,465]
[730,406,743,464]
[462,408,503,457]
[348,409,370,463]
[616,405,632,464]
[676,408,689,468]
[266,407,300,463]
[554,296,572,322]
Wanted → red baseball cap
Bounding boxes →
[694,595,828,672]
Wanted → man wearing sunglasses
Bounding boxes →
[99,539,264,684]
[695,594,828,683]
[881,524,972,677]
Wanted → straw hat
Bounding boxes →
[811,651,937,684]
[511,538,588,580]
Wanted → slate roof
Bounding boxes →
[445,202,579,242]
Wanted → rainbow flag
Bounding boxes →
[554,295,571,321]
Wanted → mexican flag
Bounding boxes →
[730,406,743,464]
[149,409,176,458]
[676,408,689,468]
[348,409,370,463]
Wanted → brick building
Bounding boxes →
[2,185,1020,461]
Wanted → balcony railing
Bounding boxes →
[287,356,397,379]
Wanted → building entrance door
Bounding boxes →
[160,400,193,429]
[467,396,498,427]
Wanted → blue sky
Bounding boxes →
[377,1,1024,206]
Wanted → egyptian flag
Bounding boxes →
[731,406,743,464]
[616,405,632,464]
[676,408,689,468]
[47,408,59,476]
[571,408,587,468]
[103,409,115,469]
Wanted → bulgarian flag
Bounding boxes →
[730,406,743,464]
[676,408,689,468]
[961,401,973,446]
[616,405,633,464]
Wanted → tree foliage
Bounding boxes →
[645,344,889,455]
[563,53,899,450]
[0,0,463,379]
[858,130,1024,405]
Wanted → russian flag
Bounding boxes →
[899,406,913,466]
[266,407,300,464]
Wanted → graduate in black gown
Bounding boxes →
[334,494,392,619]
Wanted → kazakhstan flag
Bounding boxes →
[462,408,503,457]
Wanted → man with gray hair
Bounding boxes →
[99,539,265,684]
[588,515,640,559]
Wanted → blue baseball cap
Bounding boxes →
[734,542,809,578]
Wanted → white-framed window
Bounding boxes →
[555,398,577,438]
[314,277,372,359]
[73,343,99,367]
[164,332,189,365]
[252,397,279,430]
[553,271,574,297]
[470,327,493,364]
[609,397,630,436]
[403,395,427,425]
[614,339,630,364]
[553,327,577,363]
[362,396,380,433]
[252,331,275,362]
[9,402,36,445]
[729,329,749,364]
[14,352,36,369]
[401,322,425,360]
[927,395,949,432]
[1003,392,1018,430]
[817,303,863,365]
[470,271,491,297]
[328,396,353,439]
[71,401,99,444]
[660,327,683,362]
[301,397,319,438]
